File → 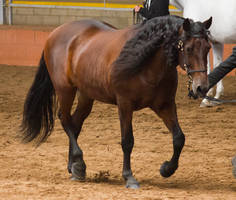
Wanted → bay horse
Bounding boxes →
[21,15,212,189]
[170,0,236,106]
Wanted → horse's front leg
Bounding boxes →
[118,100,139,189]
[151,102,185,178]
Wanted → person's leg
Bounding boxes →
[208,46,236,89]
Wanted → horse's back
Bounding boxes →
[45,19,115,55]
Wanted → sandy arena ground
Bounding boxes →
[0,64,235,200]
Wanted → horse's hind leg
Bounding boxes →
[57,88,92,181]
[151,102,185,178]
[68,92,94,178]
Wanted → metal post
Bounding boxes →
[0,0,4,24]
[9,0,12,25]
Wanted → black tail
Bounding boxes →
[21,52,56,145]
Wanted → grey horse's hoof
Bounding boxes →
[200,98,221,107]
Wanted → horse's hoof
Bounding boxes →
[200,98,220,107]
[71,161,86,181]
[200,98,212,107]
[160,161,177,178]
[68,164,72,174]
[70,175,86,181]
[126,183,140,189]
[232,156,236,179]
[126,177,140,189]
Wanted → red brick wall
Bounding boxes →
[0,27,235,76]
[220,45,236,76]
[0,28,49,66]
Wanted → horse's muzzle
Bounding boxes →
[196,85,208,98]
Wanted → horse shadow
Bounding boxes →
[84,172,236,192]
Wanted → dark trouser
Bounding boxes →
[208,46,236,89]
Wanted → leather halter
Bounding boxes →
[177,38,207,99]
[177,39,207,75]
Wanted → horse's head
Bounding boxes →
[178,17,212,98]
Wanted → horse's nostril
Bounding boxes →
[197,86,207,97]
[197,86,202,93]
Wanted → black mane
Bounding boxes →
[113,15,210,84]
[111,15,185,82]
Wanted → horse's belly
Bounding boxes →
[82,86,116,104]
[72,50,119,104]
[75,73,116,104]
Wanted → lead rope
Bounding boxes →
[186,72,198,99]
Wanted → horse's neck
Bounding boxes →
[141,50,172,86]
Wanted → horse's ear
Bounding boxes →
[203,17,212,30]
[183,18,191,32]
